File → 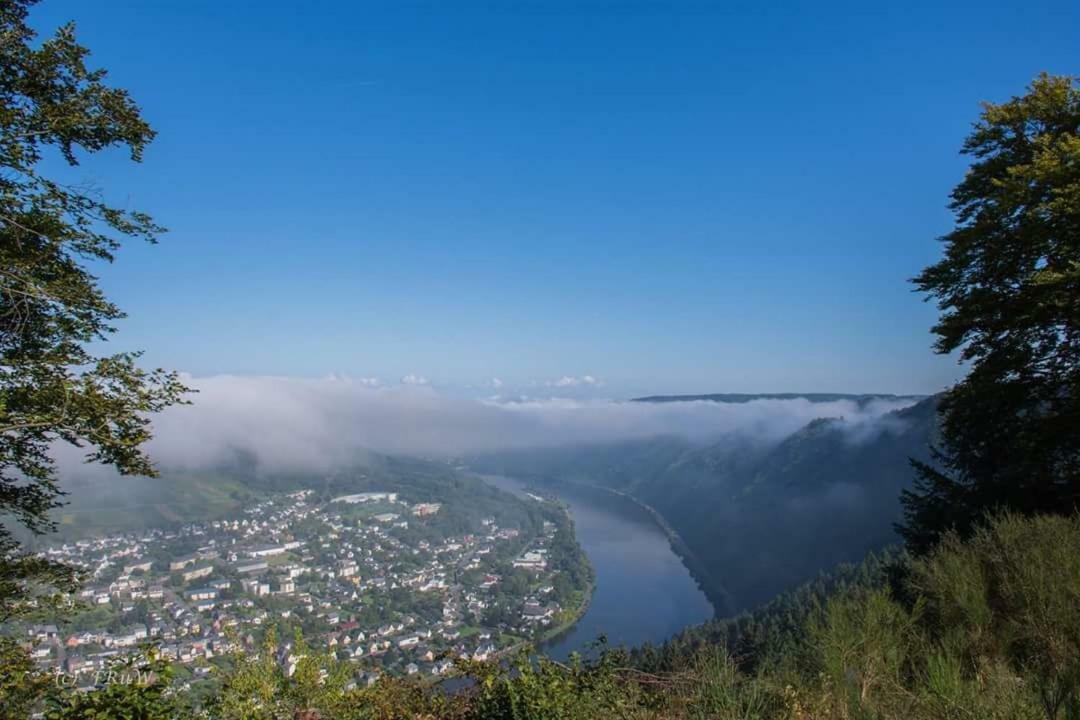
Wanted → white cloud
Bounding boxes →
[50,375,919,478]
[319,373,380,387]
[491,377,504,389]
[400,374,429,386]
[547,375,601,388]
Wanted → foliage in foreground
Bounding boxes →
[902,72,1080,554]
[0,0,189,620]
[632,546,906,676]
[8,512,1076,720]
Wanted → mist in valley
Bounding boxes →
[53,373,922,481]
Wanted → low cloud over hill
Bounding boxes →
[55,374,920,477]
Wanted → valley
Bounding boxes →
[1,4,1073,715]
[9,463,593,690]
[472,394,939,612]
[478,475,714,659]
[14,393,942,696]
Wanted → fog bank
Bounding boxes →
[57,375,920,477]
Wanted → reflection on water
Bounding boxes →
[479,475,714,659]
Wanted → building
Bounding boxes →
[241,578,270,597]
[247,544,286,559]
[185,588,217,602]
[236,561,269,575]
[330,492,398,504]
[169,554,199,571]
[512,549,547,570]
[29,625,59,642]
[123,560,153,574]
[181,565,214,582]
[522,602,555,621]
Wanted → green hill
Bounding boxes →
[472,396,939,613]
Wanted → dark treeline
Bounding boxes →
[629,547,905,675]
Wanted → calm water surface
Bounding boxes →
[479,475,714,659]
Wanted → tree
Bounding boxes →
[901,73,1080,554]
[45,651,185,720]
[0,0,189,619]
[809,588,921,715]
[0,637,54,720]
[210,629,358,720]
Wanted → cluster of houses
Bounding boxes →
[16,487,568,688]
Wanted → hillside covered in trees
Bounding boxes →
[472,395,939,612]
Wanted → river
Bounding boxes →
[479,475,715,659]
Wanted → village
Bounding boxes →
[16,488,580,688]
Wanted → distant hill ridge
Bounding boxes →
[632,392,926,404]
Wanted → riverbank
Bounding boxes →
[490,577,596,664]
[523,497,595,650]
[538,478,734,618]
[540,492,597,635]
[537,577,594,645]
[476,472,713,658]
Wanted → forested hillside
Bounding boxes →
[473,396,938,611]
[630,546,905,674]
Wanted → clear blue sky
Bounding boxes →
[30,0,1080,397]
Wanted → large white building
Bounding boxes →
[331,492,398,504]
